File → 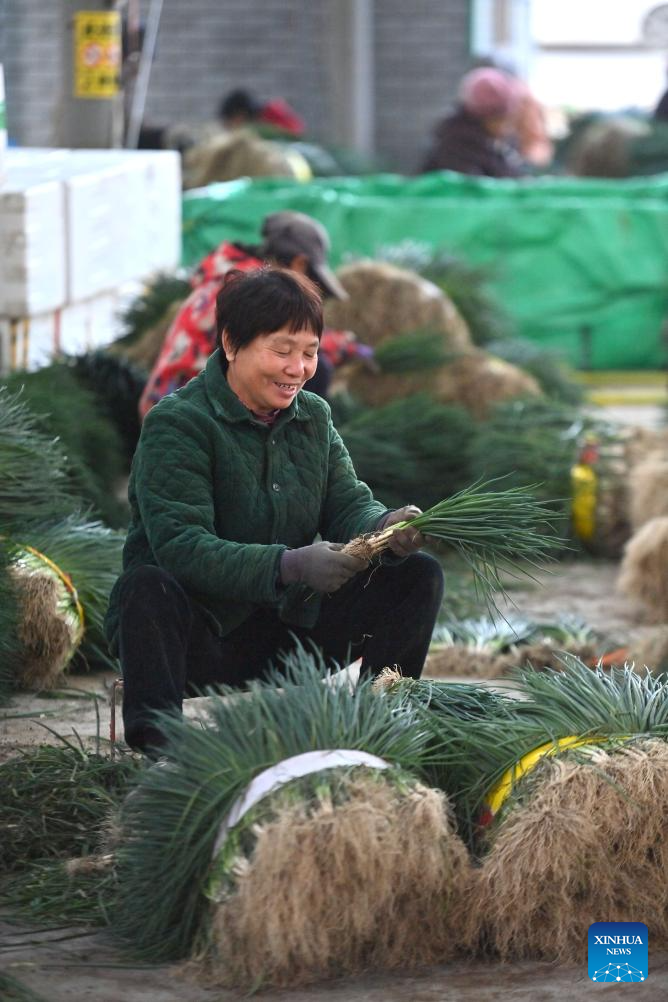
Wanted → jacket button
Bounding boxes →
[271,438,277,445]
[272,482,280,492]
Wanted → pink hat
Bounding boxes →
[458,68,520,119]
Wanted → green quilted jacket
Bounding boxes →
[105,350,388,651]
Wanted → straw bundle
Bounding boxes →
[461,740,668,961]
[629,451,668,531]
[184,129,298,188]
[3,516,124,687]
[205,770,469,987]
[618,516,668,622]
[9,546,84,689]
[323,260,472,351]
[425,647,499,679]
[372,244,513,347]
[112,652,470,983]
[346,348,540,418]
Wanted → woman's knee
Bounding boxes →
[402,552,444,602]
[117,565,187,612]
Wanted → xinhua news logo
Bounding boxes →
[588,922,648,983]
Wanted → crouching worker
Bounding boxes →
[105,269,444,753]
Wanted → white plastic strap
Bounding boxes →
[212,748,390,859]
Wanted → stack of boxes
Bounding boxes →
[0,147,181,372]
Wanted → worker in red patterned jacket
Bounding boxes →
[139,212,372,419]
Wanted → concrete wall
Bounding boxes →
[375,0,472,171]
[1,0,472,172]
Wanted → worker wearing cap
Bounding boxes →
[139,212,366,418]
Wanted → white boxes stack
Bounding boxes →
[0,147,181,372]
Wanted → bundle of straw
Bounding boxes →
[629,451,668,531]
[372,243,513,347]
[345,347,540,417]
[112,651,471,986]
[4,516,125,688]
[460,739,668,961]
[618,515,668,622]
[8,544,85,689]
[344,480,561,611]
[323,259,472,352]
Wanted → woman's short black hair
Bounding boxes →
[215,268,323,371]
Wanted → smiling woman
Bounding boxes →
[105,268,444,754]
[219,270,321,415]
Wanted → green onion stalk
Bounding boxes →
[2,362,129,528]
[0,388,77,533]
[344,480,563,611]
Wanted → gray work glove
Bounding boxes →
[378,505,425,558]
[280,541,368,593]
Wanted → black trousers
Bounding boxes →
[116,553,444,752]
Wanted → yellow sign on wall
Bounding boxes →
[74,11,121,98]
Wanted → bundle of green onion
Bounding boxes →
[0,388,77,532]
[344,479,562,609]
[382,659,668,850]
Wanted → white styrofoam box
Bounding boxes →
[0,285,131,375]
[64,149,181,298]
[3,147,182,302]
[0,176,67,315]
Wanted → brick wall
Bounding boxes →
[1,0,471,170]
[1,0,63,146]
[375,0,472,171]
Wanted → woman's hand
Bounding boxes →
[382,505,425,558]
[281,542,368,593]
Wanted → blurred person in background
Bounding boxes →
[139,212,373,418]
[419,66,528,178]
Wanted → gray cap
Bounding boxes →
[260,211,348,300]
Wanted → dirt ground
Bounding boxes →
[2,402,667,1000]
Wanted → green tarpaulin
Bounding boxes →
[182,173,668,370]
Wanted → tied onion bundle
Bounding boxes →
[111,650,472,986]
[344,480,562,609]
[378,661,668,962]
